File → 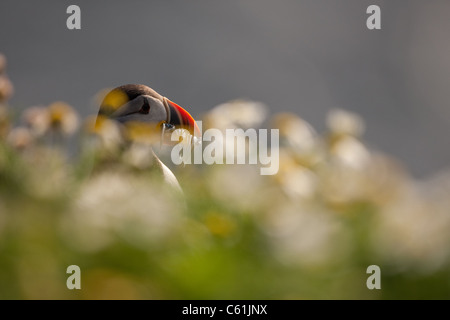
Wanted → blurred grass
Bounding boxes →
[0,55,450,299]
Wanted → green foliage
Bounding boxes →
[0,101,449,300]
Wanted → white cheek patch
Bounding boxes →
[145,96,168,124]
[112,95,168,125]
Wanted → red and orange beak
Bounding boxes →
[165,99,201,138]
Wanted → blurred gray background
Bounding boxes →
[1,0,449,178]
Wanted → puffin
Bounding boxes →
[96,84,200,192]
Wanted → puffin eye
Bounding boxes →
[162,122,175,131]
[139,100,150,114]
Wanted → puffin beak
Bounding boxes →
[165,99,200,136]
[162,98,201,146]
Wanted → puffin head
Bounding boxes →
[97,84,200,145]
